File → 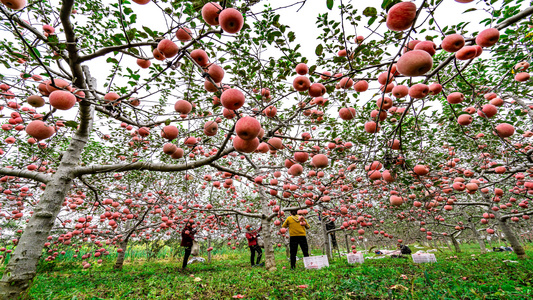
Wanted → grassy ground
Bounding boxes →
[24,243,533,299]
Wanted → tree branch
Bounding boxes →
[0,167,51,184]
[78,42,157,63]
[73,146,234,177]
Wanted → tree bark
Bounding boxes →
[114,240,129,270]
[345,234,350,254]
[207,238,212,263]
[450,234,461,253]
[321,216,331,260]
[261,217,276,271]
[498,218,527,259]
[0,73,94,299]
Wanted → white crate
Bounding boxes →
[303,255,329,269]
[347,253,364,264]
[411,253,437,263]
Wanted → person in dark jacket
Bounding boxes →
[397,243,412,255]
[181,223,196,270]
[325,218,338,248]
[245,225,263,267]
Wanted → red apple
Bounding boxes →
[386,2,417,32]
[49,90,76,110]
[190,49,209,67]
[408,84,429,99]
[235,116,261,140]
[441,34,465,52]
[476,28,500,47]
[312,154,329,168]
[202,2,222,26]
[447,92,464,104]
[175,27,193,42]
[457,114,472,126]
[157,39,179,58]
[397,50,433,77]
[354,80,369,92]
[414,41,436,56]
[293,76,311,91]
[221,88,245,110]
[392,85,409,98]
[233,136,259,153]
[1,0,26,10]
[219,8,244,34]
[295,63,308,75]
[203,121,218,136]
[174,100,192,115]
[25,120,54,140]
[495,123,514,138]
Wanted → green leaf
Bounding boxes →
[363,7,377,17]
[315,44,323,56]
[0,60,10,69]
[326,0,333,10]
[142,26,155,38]
[65,121,79,129]
[29,48,41,60]
[47,35,59,45]
[463,8,477,14]
[382,0,401,11]
[106,57,119,64]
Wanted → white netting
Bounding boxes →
[411,253,437,263]
[303,255,329,269]
[347,253,364,264]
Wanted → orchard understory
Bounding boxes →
[0,0,532,299]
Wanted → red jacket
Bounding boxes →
[181,227,196,247]
[245,227,262,246]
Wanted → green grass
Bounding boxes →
[24,244,533,299]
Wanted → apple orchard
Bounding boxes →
[0,0,532,298]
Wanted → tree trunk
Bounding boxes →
[0,176,75,298]
[498,218,527,259]
[450,235,461,253]
[207,238,212,263]
[114,240,129,270]
[345,234,350,254]
[0,93,94,298]
[321,218,331,260]
[146,243,151,260]
[261,217,276,271]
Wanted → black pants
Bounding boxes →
[290,236,309,269]
[182,246,192,269]
[249,245,262,266]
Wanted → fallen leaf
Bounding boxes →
[390,284,408,291]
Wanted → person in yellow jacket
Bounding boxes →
[282,210,310,269]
